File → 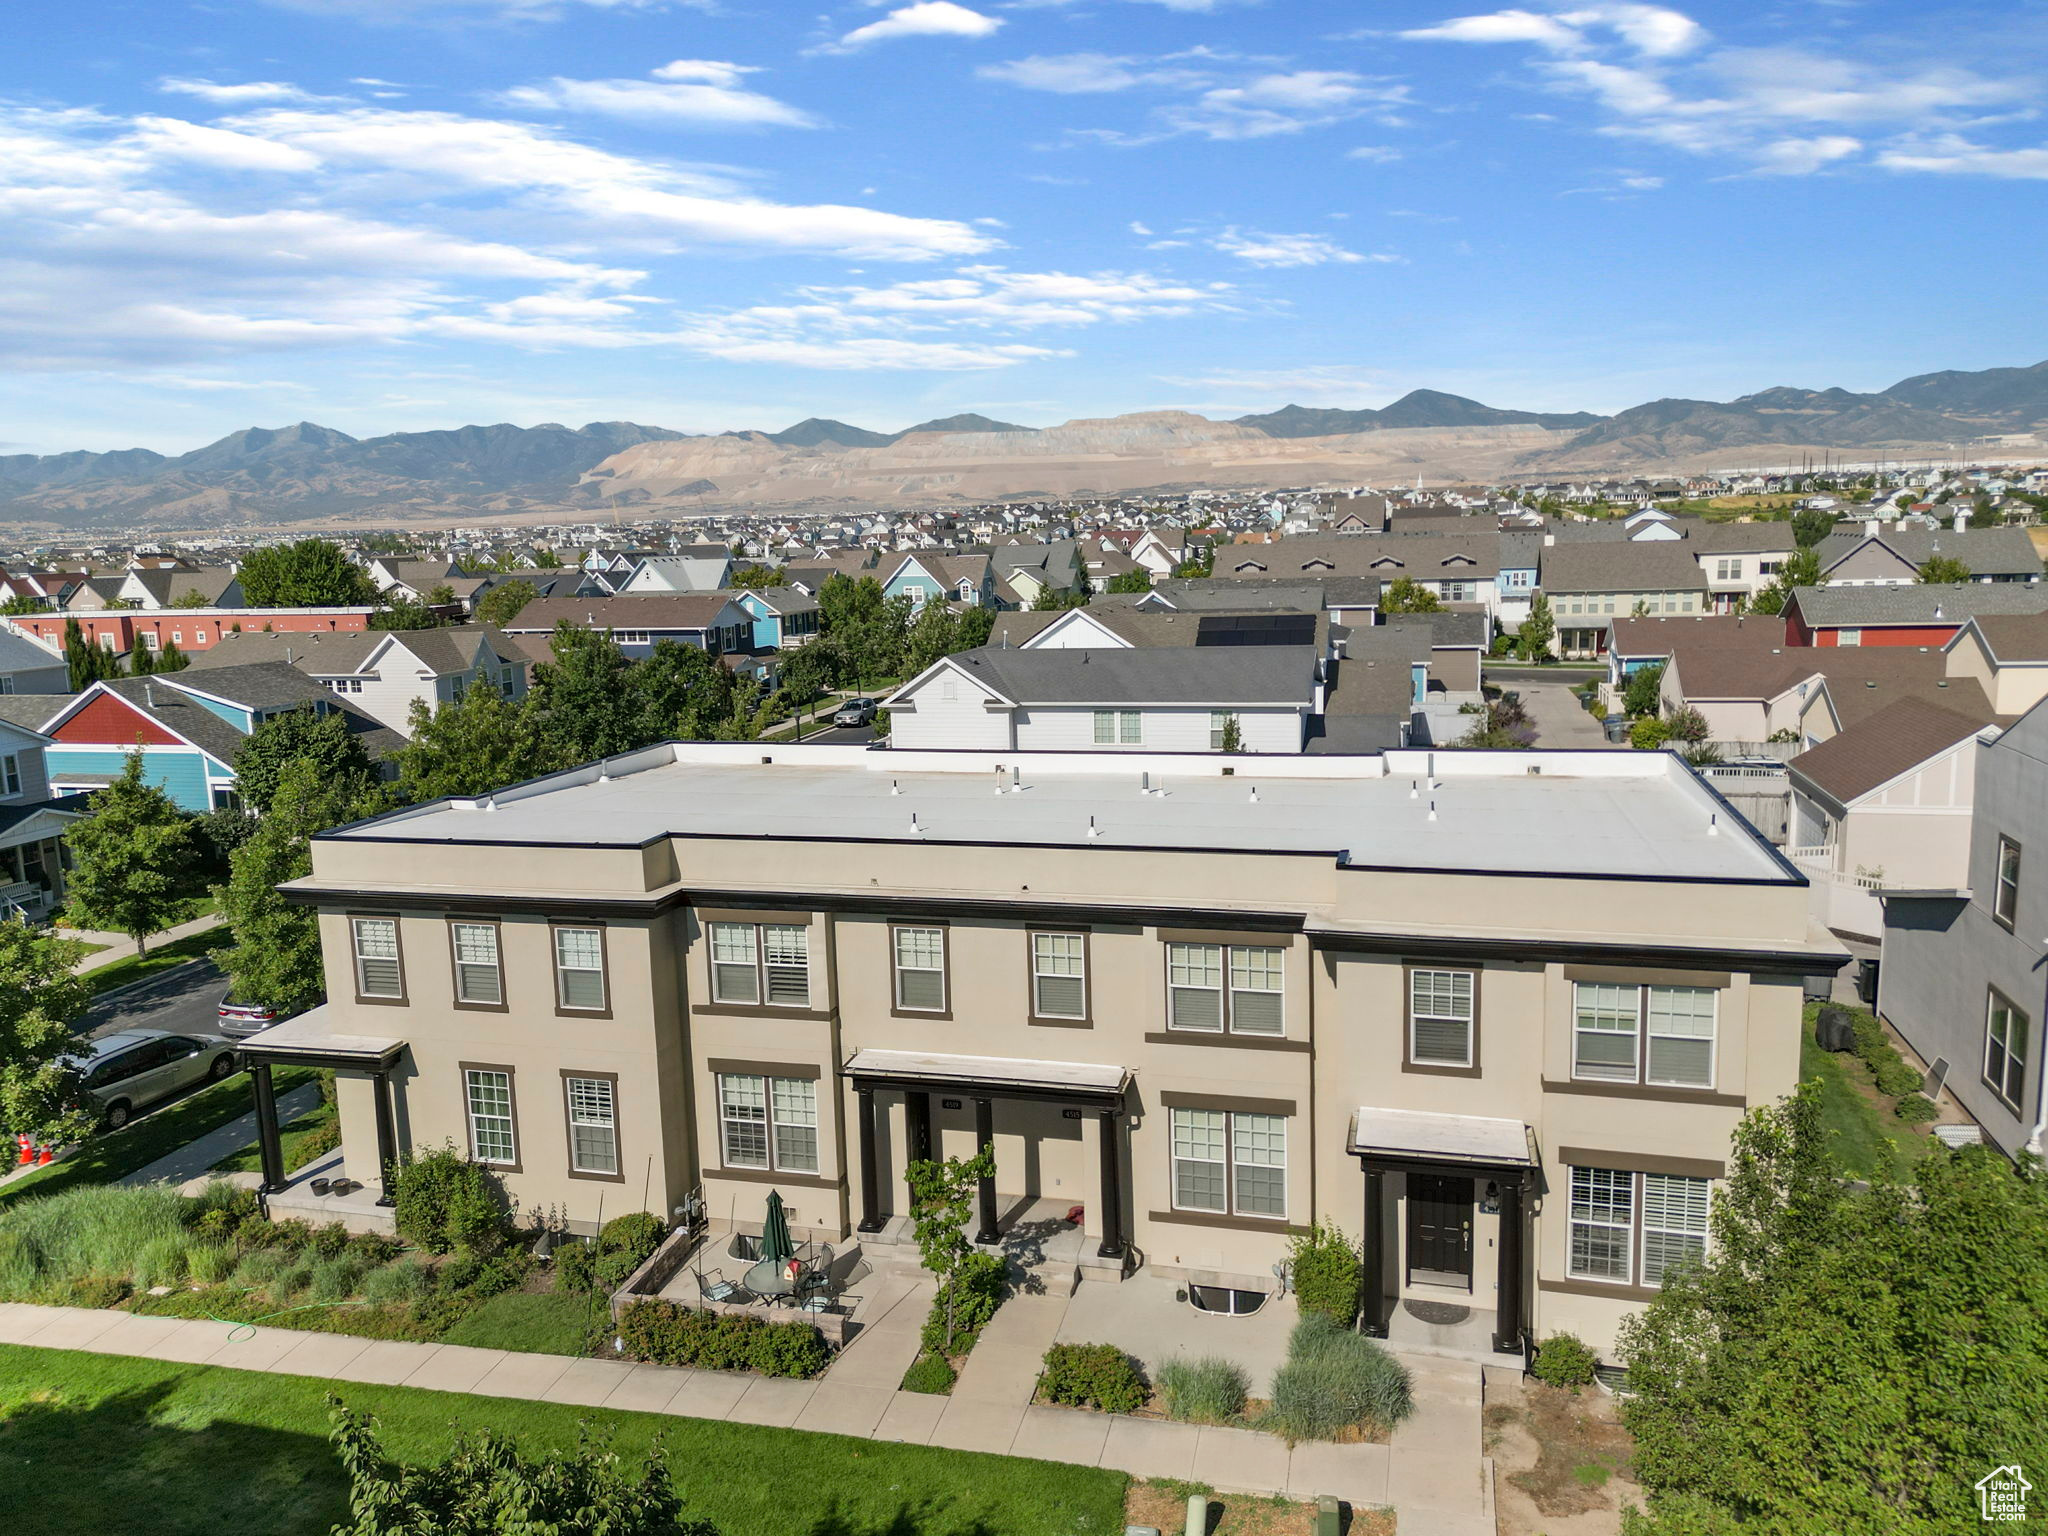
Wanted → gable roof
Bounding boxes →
[1815,522,2044,579]
[1789,695,2002,806]
[499,594,747,633]
[1786,582,2048,628]
[909,645,1319,708]
[1965,611,2048,664]
[1687,521,1799,554]
[1539,541,1709,594]
[0,628,63,676]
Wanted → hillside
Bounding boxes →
[1237,390,1601,437]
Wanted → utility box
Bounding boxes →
[1314,1495,1342,1536]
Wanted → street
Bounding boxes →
[783,725,876,746]
[78,959,230,1045]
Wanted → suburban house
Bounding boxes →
[617,547,736,595]
[880,554,994,610]
[1780,583,2048,648]
[0,628,68,694]
[237,741,1840,1362]
[989,542,1084,608]
[1539,544,1711,659]
[1687,524,1795,612]
[114,567,246,610]
[1942,614,2048,717]
[179,626,531,735]
[732,587,821,650]
[1139,578,1383,630]
[1877,695,2048,1159]
[3,606,377,660]
[1812,522,2044,586]
[886,646,1322,753]
[1129,528,1188,581]
[0,708,82,922]
[499,595,753,661]
[34,663,402,812]
[1220,535,1505,620]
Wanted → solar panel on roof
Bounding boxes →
[1195,613,1316,647]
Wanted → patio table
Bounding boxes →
[743,1256,804,1301]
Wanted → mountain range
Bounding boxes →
[2,360,2043,531]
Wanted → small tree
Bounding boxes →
[237,539,377,608]
[1749,547,1823,617]
[170,588,213,609]
[0,594,46,616]
[1105,568,1153,594]
[1916,554,1972,584]
[154,638,189,673]
[397,680,551,801]
[1517,590,1555,661]
[1288,1221,1363,1326]
[1218,714,1245,754]
[62,617,118,692]
[63,752,198,954]
[473,581,535,628]
[0,921,95,1146]
[727,563,784,589]
[327,1402,711,1536]
[1379,577,1444,614]
[1623,663,1666,718]
[906,1142,997,1354]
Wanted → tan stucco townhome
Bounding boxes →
[240,742,1842,1359]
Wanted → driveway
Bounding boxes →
[1507,678,1615,748]
[785,725,876,746]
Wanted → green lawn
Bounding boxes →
[436,1288,606,1355]
[0,1344,1127,1536]
[1801,1022,1935,1179]
[0,1066,318,1209]
[209,1095,336,1177]
[82,928,222,996]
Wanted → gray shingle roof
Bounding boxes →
[1815,522,2044,578]
[1538,542,1709,594]
[1786,583,2048,627]
[0,629,63,677]
[938,644,1319,706]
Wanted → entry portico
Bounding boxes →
[843,1048,1132,1262]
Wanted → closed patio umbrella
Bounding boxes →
[760,1190,795,1268]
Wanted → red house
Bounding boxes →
[1782,585,2048,648]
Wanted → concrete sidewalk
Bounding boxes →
[0,1298,1486,1523]
[68,913,225,976]
[117,1082,322,1189]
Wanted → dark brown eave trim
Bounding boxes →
[1310,929,1846,976]
[237,1043,406,1072]
[842,1068,1127,1109]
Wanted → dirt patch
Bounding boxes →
[1487,1375,1640,1536]
[1124,1480,1395,1536]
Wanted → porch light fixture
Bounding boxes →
[1480,1180,1501,1215]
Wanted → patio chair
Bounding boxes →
[694,1265,748,1305]
[794,1244,836,1308]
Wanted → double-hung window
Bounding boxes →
[450,922,502,1005]
[1030,932,1087,1020]
[709,921,810,1007]
[1092,709,1142,745]
[1986,989,2030,1111]
[0,753,20,797]
[1572,981,1717,1089]
[893,926,947,1012]
[1169,1107,1286,1219]
[1166,942,1284,1035]
[717,1073,819,1172]
[352,917,404,1000]
[1210,712,1236,750]
[1995,837,2021,930]
[553,926,607,1012]
[1408,968,1476,1068]
[1568,1165,1710,1286]
[564,1075,618,1176]
[464,1068,517,1166]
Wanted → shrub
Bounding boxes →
[273,1259,316,1301]
[615,1300,830,1378]
[233,1213,276,1252]
[191,1179,261,1224]
[410,1293,472,1335]
[1532,1332,1598,1391]
[65,1275,129,1308]
[919,1250,1007,1356]
[1288,1221,1362,1326]
[1264,1314,1414,1443]
[1157,1356,1248,1425]
[900,1353,957,1395]
[594,1247,643,1292]
[363,1257,432,1305]
[389,1145,507,1256]
[554,1240,597,1294]
[750,1320,831,1378]
[1872,1056,1925,1097]
[233,1250,287,1288]
[599,1212,667,1268]
[298,1119,343,1162]
[1894,1093,1939,1125]
[1630,716,1671,750]
[309,1255,369,1304]
[464,1251,534,1300]
[311,1222,352,1259]
[349,1230,402,1266]
[270,1218,314,1252]
[189,1242,239,1285]
[1039,1342,1146,1414]
[132,1234,196,1290]
[440,1251,483,1292]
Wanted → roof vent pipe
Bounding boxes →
[995,764,1006,795]
[1249,784,1259,803]
[910,811,921,834]
[890,778,902,795]
[1140,770,1150,796]
[1087,815,1101,840]
[1709,813,1720,836]
[1011,765,1023,794]
[1410,779,1419,800]
[1428,799,1438,822]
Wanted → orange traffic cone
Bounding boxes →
[36,1146,53,1165]
[15,1134,30,1167]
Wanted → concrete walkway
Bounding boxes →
[118,1083,322,1189]
[68,913,225,976]
[0,1298,1489,1522]
[1516,679,1615,748]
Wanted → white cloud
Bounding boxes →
[1875,134,2048,180]
[1346,144,1403,162]
[499,62,817,128]
[1402,10,1583,50]
[1750,135,1859,175]
[1164,71,1410,141]
[978,54,1155,93]
[157,77,322,104]
[1211,228,1394,267]
[828,2,1001,52]
[127,117,325,172]
[1401,5,1703,57]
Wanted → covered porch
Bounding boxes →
[238,1005,408,1224]
[0,803,77,922]
[842,1049,1133,1284]
[1351,1105,1537,1361]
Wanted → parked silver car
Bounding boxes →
[77,1029,240,1128]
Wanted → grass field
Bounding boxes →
[0,1344,1128,1536]
[208,1092,336,1177]
[435,1289,605,1355]
[0,1066,318,1209]
[82,929,222,996]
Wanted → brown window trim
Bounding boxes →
[1543,1078,1747,1108]
[1158,927,1299,947]
[1571,979,1720,1094]
[1026,927,1092,1028]
[549,919,612,1019]
[1146,1209,1310,1237]
[1557,1146,1725,1179]
[691,1003,835,1023]
[560,1069,624,1184]
[1564,964,1731,988]
[1538,1275,1663,1304]
[705,1166,841,1190]
[889,921,951,1020]
[459,1061,522,1174]
[1992,836,2021,933]
[348,910,408,1007]
[1158,1090,1297,1116]
[1142,1031,1310,1054]
[446,916,508,1013]
[1403,960,1480,1078]
[713,1066,824,1178]
[706,1057,823,1080]
[703,916,815,1011]
[1161,938,1289,1040]
[1984,985,2028,1114]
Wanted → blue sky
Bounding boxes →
[1,0,2042,452]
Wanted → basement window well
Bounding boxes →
[1187,1283,1270,1317]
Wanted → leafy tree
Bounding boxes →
[62,752,198,954]
[905,600,960,676]
[1664,703,1710,743]
[62,617,119,691]
[772,644,836,740]
[906,1142,999,1355]
[235,706,379,816]
[130,642,156,676]
[532,547,563,569]
[214,757,388,1015]
[236,540,377,608]
[397,679,553,801]
[953,605,994,651]
[1172,540,1214,579]
[815,576,910,687]
[1749,547,1824,617]
[0,921,95,1146]
[170,589,213,608]
[370,594,445,631]
[1218,714,1245,754]
[726,563,784,590]
[1517,591,1555,661]
[0,594,46,615]
[1623,663,1666,719]
[472,581,535,628]
[1379,577,1444,614]
[532,624,645,763]
[1916,554,1972,584]
[327,1402,711,1536]
[632,639,738,743]
[1029,583,1064,611]
[154,638,189,673]
[1791,508,1840,547]
[1618,1086,2048,1536]
[1104,568,1153,594]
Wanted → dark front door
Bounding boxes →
[1407,1172,1473,1287]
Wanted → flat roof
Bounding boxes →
[843,1049,1129,1095]
[325,743,1794,884]
[1350,1106,1535,1167]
